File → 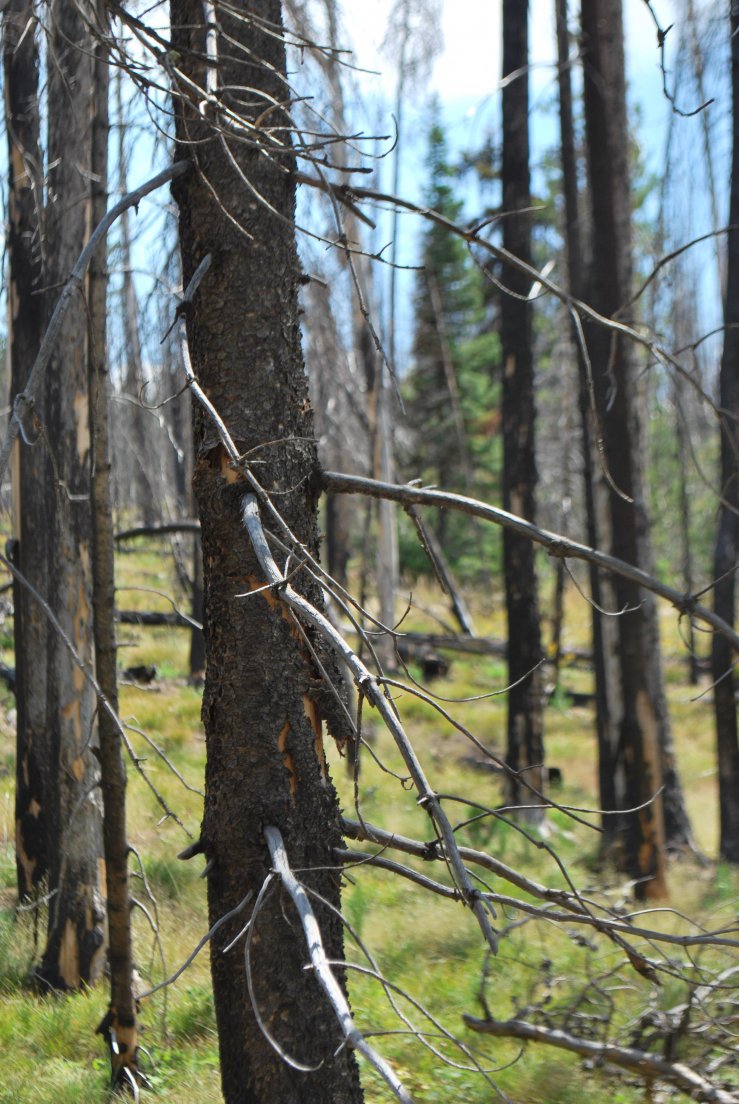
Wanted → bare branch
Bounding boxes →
[138,892,253,1001]
[242,496,498,954]
[115,520,201,541]
[295,172,722,418]
[340,819,739,951]
[321,472,739,651]
[264,826,415,1104]
[463,1015,739,1104]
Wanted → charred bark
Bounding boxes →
[500,0,546,819]
[6,0,105,980]
[555,0,622,835]
[86,16,141,1080]
[33,0,106,992]
[581,0,693,892]
[4,0,48,904]
[711,4,739,865]
[188,533,205,684]
[170,2,363,1101]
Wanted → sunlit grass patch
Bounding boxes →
[166,984,217,1043]
[142,853,203,902]
[0,908,37,992]
[0,554,733,1103]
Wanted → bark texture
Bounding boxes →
[87,15,140,1077]
[4,0,48,903]
[500,0,545,817]
[170,3,363,1101]
[581,0,692,893]
[35,0,106,990]
[555,0,622,834]
[711,3,739,864]
[6,0,105,984]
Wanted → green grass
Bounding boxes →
[0,565,736,1102]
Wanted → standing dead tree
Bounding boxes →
[169,2,364,1099]
[500,0,546,820]
[3,4,738,1102]
[5,0,107,991]
[711,1,739,865]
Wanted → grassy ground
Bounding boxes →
[0,549,736,1103]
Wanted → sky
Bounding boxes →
[329,0,727,369]
[340,0,680,127]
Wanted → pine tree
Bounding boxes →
[405,109,499,578]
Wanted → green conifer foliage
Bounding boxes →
[403,110,500,582]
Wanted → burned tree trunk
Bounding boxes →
[711,3,739,865]
[170,2,364,1101]
[6,0,105,984]
[581,0,692,893]
[86,11,141,1082]
[555,0,622,837]
[500,0,546,819]
[4,0,48,904]
[34,0,106,991]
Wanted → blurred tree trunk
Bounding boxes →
[170,2,365,1101]
[115,69,156,526]
[581,0,692,894]
[555,0,622,838]
[4,0,48,905]
[34,0,106,991]
[711,3,739,865]
[87,11,141,1082]
[500,0,545,820]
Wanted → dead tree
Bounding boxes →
[169,2,364,1099]
[711,2,739,864]
[5,0,107,990]
[500,0,546,819]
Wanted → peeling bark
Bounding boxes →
[33,0,105,989]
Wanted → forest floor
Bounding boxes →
[0,546,736,1103]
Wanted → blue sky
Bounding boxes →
[327,0,729,373]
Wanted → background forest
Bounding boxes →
[0,0,737,1102]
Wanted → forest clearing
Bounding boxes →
[0,552,736,1102]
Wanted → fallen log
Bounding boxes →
[402,631,593,667]
[114,520,200,542]
[115,609,193,628]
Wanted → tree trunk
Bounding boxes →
[4,0,48,905]
[33,0,106,991]
[170,3,364,1101]
[86,13,141,1080]
[115,69,157,527]
[500,0,546,820]
[555,0,622,838]
[188,532,205,684]
[6,0,106,984]
[672,348,699,686]
[581,0,690,894]
[711,3,739,865]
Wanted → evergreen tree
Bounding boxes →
[404,108,499,579]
